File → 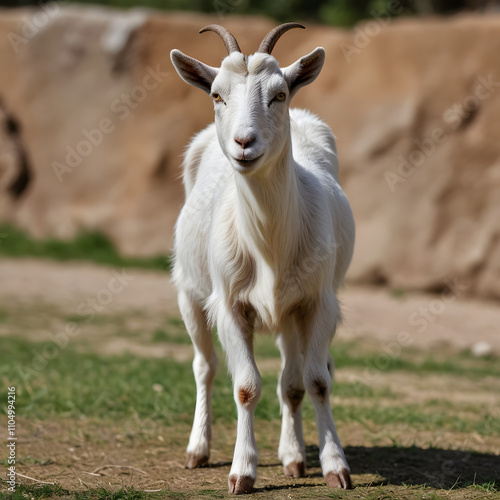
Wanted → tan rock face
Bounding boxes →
[0,7,499,299]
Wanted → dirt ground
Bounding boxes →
[1,258,499,498]
[8,417,500,498]
[1,258,498,355]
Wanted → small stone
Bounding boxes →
[471,341,492,357]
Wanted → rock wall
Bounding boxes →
[0,6,499,299]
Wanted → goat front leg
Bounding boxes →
[217,304,261,495]
[276,326,306,478]
[178,290,217,469]
[303,294,352,489]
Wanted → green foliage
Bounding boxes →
[6,0,417,27]
[0,224,170,272]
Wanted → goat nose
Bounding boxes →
[235,136,256,149]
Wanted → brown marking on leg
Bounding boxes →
[228,474,255,494]
[185,452,209,469]
[325,468,352,489]
[284,461,305,478]
[238,386,256,406]
[286,387,305,413]
[311,378,328,401]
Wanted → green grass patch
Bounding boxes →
[150,320,192,345]
[64,312,117,325]
[456,480,500,493]
[0,308,9,324]
[0,456,53,467]
[390,288,407,298]
[0,483,166,500]
[151,327,170,342]
[1,337,499,436]
[0,224,171,272]
[253,334,280,358]
[331,341,500,379]
[176,323,500,380]
[1,337,283,424]
[150,327,190,345]
[333,380,393,398]
[1,480,498,500]
[334,404,499,435]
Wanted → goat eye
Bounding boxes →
[275,92,286,102]
[211,92,223,103]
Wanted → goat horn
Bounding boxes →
[257,23,305,55]
[199,24,241,54]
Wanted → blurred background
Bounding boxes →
[0,1,499,497]
[2,0,500,25]
[0,0,499,299]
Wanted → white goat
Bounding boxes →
[170,23,355,494]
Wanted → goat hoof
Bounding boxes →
[284,461,305,478]
[228,474,255,494]
[325,468,352,489]
[185,452,209,469]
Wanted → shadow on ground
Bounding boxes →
[304,444,499,489]
[198,445,498,493]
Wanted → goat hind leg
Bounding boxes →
[178,290,217,469]
[276,329,306,478]
[303,294,352,489]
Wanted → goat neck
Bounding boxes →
[233,130,301,263]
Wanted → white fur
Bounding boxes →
[171,47,355,492]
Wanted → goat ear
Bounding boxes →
[170,49,219,95]
[283,47,325,97]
